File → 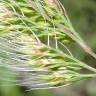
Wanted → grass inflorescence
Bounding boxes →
[0,0,96,89]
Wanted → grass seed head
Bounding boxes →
[0,0,96,89]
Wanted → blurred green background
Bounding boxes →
[0,0,96,96]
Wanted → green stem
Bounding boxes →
[80,74,96,78]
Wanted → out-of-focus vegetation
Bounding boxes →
[0,0,96,96]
